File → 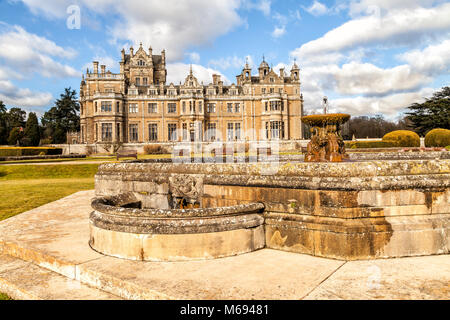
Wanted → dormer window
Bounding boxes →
[137,60,145,66]
[270,78,274,83]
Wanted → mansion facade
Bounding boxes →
[79,44,304,144]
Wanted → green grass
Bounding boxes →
[0,178,95,221]
[0,164,99,221]
[0,164,99,180]
[0,292,12,300]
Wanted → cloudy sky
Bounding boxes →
[0,0,449,120]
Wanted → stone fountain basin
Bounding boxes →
[94,159,450,260]
[90,193,265,261]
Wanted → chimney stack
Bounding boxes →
[101,65,106,75]
[212,74,221,85]
[130,46,134,56]
[93,61,99,74]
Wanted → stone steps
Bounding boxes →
[0,254,121,300]
[0,240,171,300]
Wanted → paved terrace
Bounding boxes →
[0,190,448,300]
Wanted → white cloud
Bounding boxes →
[271,26,286,38]
[304,1,330,16]
[0,24,79,78]
[166,63,230,85]
[398,39,450,76]
[208,55,254,71]
[333,62,429,96]
[331,87,436,118]
[0,80,53,108]
[186,52,201,64]
[289,1,450,118]
[242,0,272,16]
[293,2,450,59]
[19,0,245,62]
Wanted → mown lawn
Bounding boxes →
[0,164,99,221]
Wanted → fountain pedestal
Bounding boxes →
[302,113,350,162]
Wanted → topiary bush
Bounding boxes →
[382,130,420,147]
[424,128,450,147]
[143,145,168,155]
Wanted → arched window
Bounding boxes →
[138,60,145,66]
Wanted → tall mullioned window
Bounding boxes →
[129,124,138,142]
[148,123,158,141]
[182,123,188,141]
[235,103,240,113]
[227,123,234,141]
[227,103,233,113]
[227,123,241,141]
[101,123,112,142]
[101,101,112,112]
[148,103,157,113]
[207,103,216,113]
[206,123,216,141]
[129,103,138,113]
[168,124,177,141]
[270,121,284,140]
[168,103,177,113]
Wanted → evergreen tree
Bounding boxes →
[41,88,80,143]
[23,112,40,146]
[6,107,26,129]
[8,127,22,146]
[0,101,7,145]
[406,87,450,136]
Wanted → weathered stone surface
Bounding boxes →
[94,159,450,260]
[0,255,119,300]
[303,255,450,300]
[0,191,448,300]
[90,224,265,261]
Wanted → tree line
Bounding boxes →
[0,88,80,146]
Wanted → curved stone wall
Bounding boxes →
[89,193,265,261]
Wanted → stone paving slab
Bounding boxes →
[0,190,449,300]
[78,249,345,299]
[303,255,450,300]
[0,255,120,300]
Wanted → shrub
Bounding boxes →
[446,146,450,151]
[382,130,420,147]
[39,138,52,145]
[424,128,450,147]
[143,145,168,155]
[345,141,397,149]
[0,147,63,157]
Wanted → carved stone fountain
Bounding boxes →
[302,113,350,162]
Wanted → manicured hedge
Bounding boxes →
[0,147,63,157]
[382,130,420,147]
[425,128,450,147]
[345,141,397,149]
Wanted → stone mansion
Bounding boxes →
[79,44,304,144]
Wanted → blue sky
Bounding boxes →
[0,0,449,120]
